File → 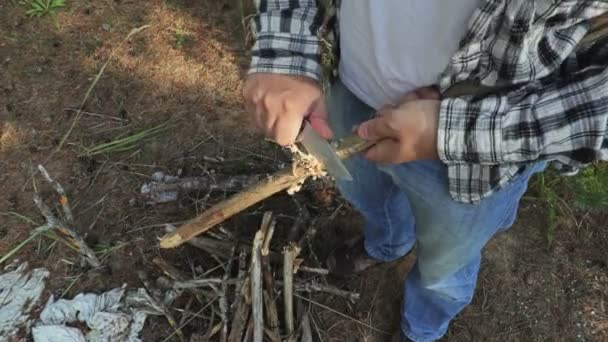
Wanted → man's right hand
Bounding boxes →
[242,73,333,146]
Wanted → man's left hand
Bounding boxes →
[357,97,441,164]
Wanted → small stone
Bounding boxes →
[102,23,111,31]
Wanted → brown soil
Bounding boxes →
[1,1,606,341]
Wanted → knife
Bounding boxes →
[297,121,354,181]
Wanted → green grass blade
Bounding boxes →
[0,231,42,265]
[82,121,173,156]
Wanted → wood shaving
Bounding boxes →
[286,145,327,195]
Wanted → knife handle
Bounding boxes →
[336,134,377,160]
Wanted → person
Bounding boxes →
[242,1,608,341]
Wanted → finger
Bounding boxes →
[272,113,302,146]
[254,107,269,133]
[357,117,398,141]
[363,139,402,164]
[307,100,333,139]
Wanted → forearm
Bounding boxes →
[249,0,324,80]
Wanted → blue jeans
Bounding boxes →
[327,80,545,342]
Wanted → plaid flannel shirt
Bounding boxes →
[249,0,608,204]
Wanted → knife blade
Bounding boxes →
[297,121,354,181]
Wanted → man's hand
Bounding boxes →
[242,73,333,146]
[357,88,441,164]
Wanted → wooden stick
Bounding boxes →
[152,258,212,302]
[160,166,310,248]
[301,312,313,342]
[259,212,280,341]
[172,278,238,289]
[298,266,329,275]
[137,271,185,342]
[293,282,360,301]
[263,292,280,341]
[38,165,74,224]
[220,245,237,342]
[227,252,250,342]
[33,193,101,268]
[160,136,370,249]
[251,230,265,342]
[283,244,301,336]
[244,317,254,342]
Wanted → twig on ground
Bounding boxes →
[38,165,74,224]
[33,193,101,268]
[152,257,212,302]
[161,297,219,342]
[171,278,238,289]
[142,172,263,204]
[244,318,254,342]
[138,271,185,342]
[251,229,265,342]
[260,212,280,341]
[294,294,390,335]
[263,294,281,342]
[283,243,301,336]
[298,266,330,275]
[220,245,237,342]
[30,165,101,267]
[163,224,233,259]
[293,282,360,301]
[160,165,313,248]
[301,312,313,342]
[179,297,194,327]
[227,252,250,342]
[310,312,326,342]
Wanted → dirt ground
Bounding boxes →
[1,1,607,341]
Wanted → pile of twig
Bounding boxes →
[154,211,360,342]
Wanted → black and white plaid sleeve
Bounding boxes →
[248,0,325,81]
[438,62,608,168]
[438,1,608,169]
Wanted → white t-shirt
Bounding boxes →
[339,0,480,110]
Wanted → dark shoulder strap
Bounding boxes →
[578,13,608,51]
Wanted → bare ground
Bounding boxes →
[1,1,607,341]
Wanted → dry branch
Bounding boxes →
[171,278,238,289]
[137,271,185,342]
[33,193,101,268]
[220,245,237,342]
[259,212,280,341]
[160,166,310,248]
[251,230,265,342]
[301,313,313,342]
[298,266,329,275]
[283,244,301,336]
[38,165,74,224]
[142,172,263,204]
[152,258,212,303]
[293,282,360,301]
[228,251,250,342]
[263,292,281,341]
[160,136,371,249]
[33,165,101,268]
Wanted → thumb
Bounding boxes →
[357,117,397,141]
[363,139,401,164]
